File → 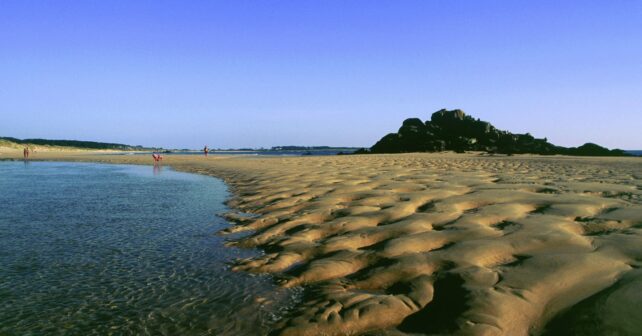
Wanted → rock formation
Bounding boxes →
[367,109,630,156]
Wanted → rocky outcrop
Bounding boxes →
[564,143,630,157]
[368,109,630,156]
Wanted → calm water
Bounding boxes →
[107,149,357,157]
[0,162,298,335]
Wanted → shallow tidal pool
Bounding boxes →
[0,161,297,335]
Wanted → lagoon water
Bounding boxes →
[0,162,296,335]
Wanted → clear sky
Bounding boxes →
[1,1,641,149]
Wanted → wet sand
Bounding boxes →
[3,149,641,335]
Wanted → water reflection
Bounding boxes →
[153,164,162,175]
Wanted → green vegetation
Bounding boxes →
[0,137,154,151]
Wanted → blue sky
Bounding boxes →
[1,1,641,149]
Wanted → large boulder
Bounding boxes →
[399,118,428,137]
[430,109,467,122]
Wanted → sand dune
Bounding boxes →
[4,151,641,335]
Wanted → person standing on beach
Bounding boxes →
[203,145,209,157]
[23,147,29,159]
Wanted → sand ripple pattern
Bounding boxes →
[202,154,642,336]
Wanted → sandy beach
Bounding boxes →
[3,149,641,335]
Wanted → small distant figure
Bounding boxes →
[152,153,163,164]
[203,145,209,157]
[23,147,30,159]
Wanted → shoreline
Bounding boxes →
[0,160,293,335]
[2,151,641,335]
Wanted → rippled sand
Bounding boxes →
[5,151,642,335]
